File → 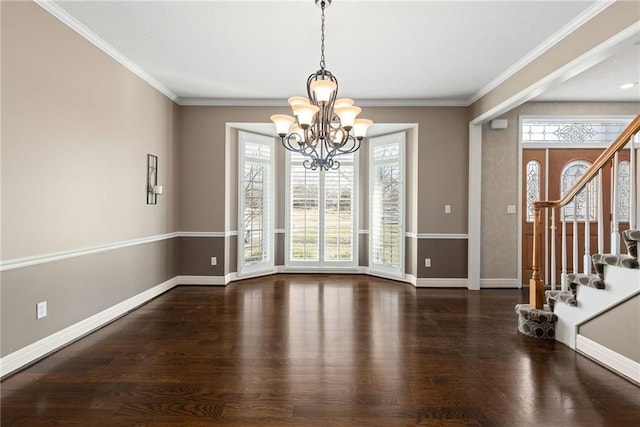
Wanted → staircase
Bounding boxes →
[516,115,640,379]
[542,229,640,347]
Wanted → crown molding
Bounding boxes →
[176,97,469,107]
[35,0,179,102]
[37,0,616,110]
[467,0,617,106]
[177,98,289,107]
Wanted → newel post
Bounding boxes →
[529,204,545,309]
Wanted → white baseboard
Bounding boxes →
[176,275,227,285]
[480,278,521,288]
[416,278,469,288]
[361,269,416,286]
[405,273,417,287]
[0,277,180,378]
[576,334,640,383]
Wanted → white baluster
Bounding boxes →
[584,181,591,274]
[631,134,638,229]
[550,209,556,290]
[561,206,568,291]
[573,201,578,275]
[612,152,620,255]
[598,170,604,255]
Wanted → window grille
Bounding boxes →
[526,160,541,222]
[561,160,597,221]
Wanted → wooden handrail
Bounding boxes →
[534,114,640,210]
[529,114,640,309]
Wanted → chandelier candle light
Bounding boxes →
[271,0,372,171]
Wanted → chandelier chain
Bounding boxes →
[271,0,372,171]
[320,1,326,70]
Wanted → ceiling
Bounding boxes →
[47,0,640,106]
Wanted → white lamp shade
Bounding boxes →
[353,119,373,139]
[334,98,354,109]
[288,96,311,115]
[296,104,320,127]
[271,114,296,136]
[290,124,305,140]
[334,105,361,129]
[310,79,337,103]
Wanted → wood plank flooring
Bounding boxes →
[2,274,639,426]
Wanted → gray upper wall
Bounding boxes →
[178,106,469,235]
[1,1,180,261]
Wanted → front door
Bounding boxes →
[522,149,630,285]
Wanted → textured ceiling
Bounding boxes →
[48,0,640,105]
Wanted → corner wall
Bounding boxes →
[1,2,179,358]
[177,106,470,282]
[481,102,640,285]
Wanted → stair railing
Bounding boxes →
[529,114,640,309]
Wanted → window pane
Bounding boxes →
[618,161,630,222]
[243,162,268,264]
[526,161,540,222]
[561,160,597,221]
[290,157,320,261]
[521,118,632,144]
[370,134,404,276]
[324,164,354,261]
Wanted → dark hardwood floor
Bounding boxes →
[2,274,639,426]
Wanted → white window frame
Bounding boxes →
[237,131,275,276]
[285,151,359,270]
[369,132,405,279]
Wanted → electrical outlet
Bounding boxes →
[425,258,431,268]
[211,257,217,266]
[444,205,451,214]
[36,301,47,319]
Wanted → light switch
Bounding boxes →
[445,205,451,214]
[507,205,516,214]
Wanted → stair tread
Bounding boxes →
[515,304,557,339]
[592,253,639,270]
[622,229,639,258]
[566,273,605,290]
[544,290,577,309]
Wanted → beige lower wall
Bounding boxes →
[405,237,416,277]
[417,239,468,278]
[179,237,226,276]
[481,102,640,281]
[276,233,286,267]
[0,239,179,357]
[579,295,640,363]
[178,233,418,278]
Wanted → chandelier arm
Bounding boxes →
[332,135,361,155]
[272,0,369,172]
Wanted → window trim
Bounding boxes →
[237,131,275,276]
[369,132,406,279]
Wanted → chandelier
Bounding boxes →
[271,0,372,171]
